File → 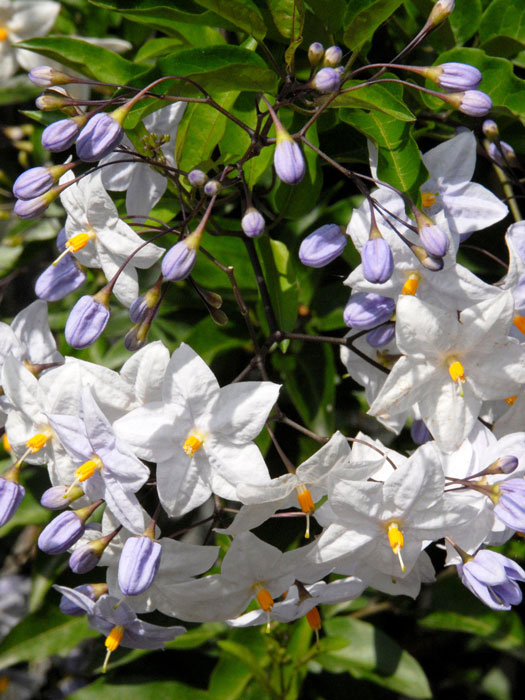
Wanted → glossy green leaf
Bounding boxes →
[331,81,415,121]
[70,679,208,699]
[449,0,482,44]
[255,236,299,334]
[479,0,525,57]
[176,91,239,172]
[209,655,254,700]
[343,0,404,50]
[194,0,266,40]
[0,604,98,670]
[158,46,278,95]
[268,0,305,71]
[317,617,432,698]
[217,640,273,693]
[340,109,427,201]
[15,37,150,84]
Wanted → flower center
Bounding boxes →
[0,28,9,42]
[448,359,465,384]
[505,395,518,406]
[25,432,50,453]
[387,522,406,572]
[52,231,94,266]
[401,272,420,296]
[74,456,103,482]
[421,191,438,208]
[183,431,205,457]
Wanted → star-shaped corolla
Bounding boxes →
[368,292,525,452]
[49,388,149,533]
[100,102,186,216]
[114,343,280,517]
[420,130,508,242]
[59,170,163,306]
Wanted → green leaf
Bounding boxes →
[306,0,347,33]
[268,0,305,71]
[317,617,432,699]
[14,37,149,84]
[0,604,98,670]
[255,236,299,335]
[479,0,525,58]
[176,91,239,172]
[209,656,254,700]
[340,109,428,201]
[182,316,248,365]
[194,0,266,40]
[343,0,404,51]
[449,0,482,44]
[331,81,415,121]
[433,48,525,123]
[70,679,208,699]
[158,46,278,95]
[217,640,273,693]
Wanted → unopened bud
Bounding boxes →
[241,207,265,238]
[13,163,73,200]
[65,289,111,349]
[76,111,124,162]
[487,141,520,169]
[485,456,519,475]
[41,115,87,152]
[14,186,62,219]
[36,87,72,111]
[410,244,444,271]
[118,536,162,596]
[427,0,455,28]
[442,90,492,117]
[323,46,343,67]
[0,475,25,528]
[311,67,340,93]
[361,236,394,283]
[29,66,76,87]
[203,180,221,197]
[187,169,208,187]
[41,485,84,510]
[299,224,347,268]
[424,62,482,91]
[308,42,324,67]
[366,322,395,348]
[343,292,395,330]
[482,119,499,141]
[161,226,203,282]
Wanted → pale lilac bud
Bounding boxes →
[36,87,71,111]
[76,112,124,162]
[124,323,150,352]
[323,46,343,67]
[366,323,395,348]
[41,485,83,510]
[0,478,25,528]
[241,207,265,238]
[488,141,519,169]
[14,187,60,219]
[299,223,347,268]
[69,542,102,574]
[411,419,432,445]
[492,456,519,474]
[35,257,86,302]
[42,118,82,152]
[419,224,449,257]
[38,510,86,554]
[494,479,525,531]
[434,63,482,91]
[427,0,455,28]
[452,90,492,117]
[161,241,197,281]
[118,536,162,596]
[13,167,54,200]
[343,292,395,330]
[65,294,110,349]
[361,238,394,283]
[129,296,149,324]
[274,136,305,185]
[187,169,208,187]
[59,583,104,616]
[308,42,324,66]
[482,119,499,140]
[203,180,221,197]
[311,67,340,93]
[458,549,525,611]
[29,66,74,87]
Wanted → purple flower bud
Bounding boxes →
[14,189,58,219]
[308,42,324,66]
[38,510,86,555]
[458,549,525,610]
[42,118,81,152]
[274,137,305,186]
[13,167,54,200]
[435,63,482,91]
[323,46,343,67]
[187,169,208,187]
[28,66,73,87]
[299,223,347,268]
[65,294,110,349]
[494,479,525,531]
[204,179,221,197]
[493,456,519,474]
[129,296,149,324]
[41,485,83,510]
[343,292,395,330]
[35,257,86,302]
[419,224,449,258]
[457,90,492,117]
[59,584,100,616]
[0,478,25,528]
[76,113,124,162]
[161,240,197,281]
[482,119,499,140]
[241,207,265,238]
[366,322,395,348]
[69,542,102,574]
[311,67,340,93]
[36,88,70,111]
[361,237,394,283]
[118,536,162,596]
[488,141,519,169]
[411,419,432,445]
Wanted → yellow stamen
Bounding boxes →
[387,523,406,572]
[255,587,274,612]
[513,316,525,334]
[183,431,204,457]
[306,606,322,632]
[505,395,518,406]
[25,433,49,453]
[52,232,93,266]
[448,360,465,383]
[421,192,438,208]
[0,28,8,42]
[401,273,420,296]
[296,484,314,539]
[74,456,103,482]
[102,624,125,673]
[2,433,11,452]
